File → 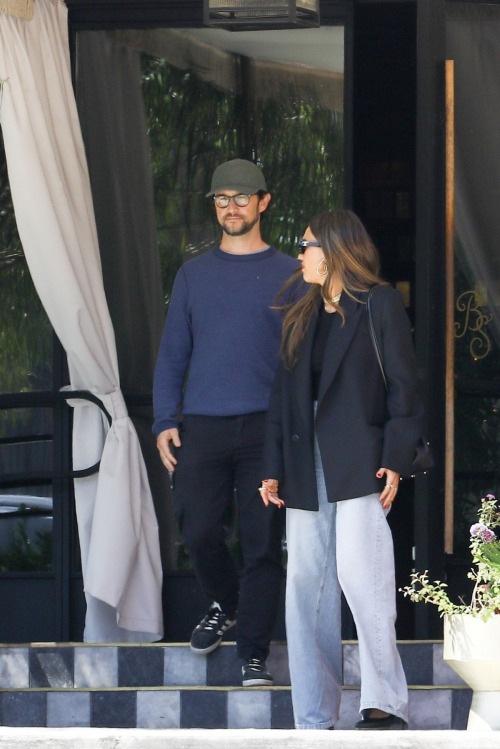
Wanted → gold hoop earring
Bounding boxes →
[316,259,328,276]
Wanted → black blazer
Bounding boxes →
[262,284,424,511]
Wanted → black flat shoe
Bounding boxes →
[355,712,408,730]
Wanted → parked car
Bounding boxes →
[0,495,52,566]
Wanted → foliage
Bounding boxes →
[0,130,52,394]
[1,46,343,395]
[401,494,500,620]
[0,46,344,392]
[481,537,500,571]
[0,517,52,572]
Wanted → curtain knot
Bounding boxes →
[103,389,128,421]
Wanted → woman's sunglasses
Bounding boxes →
[297,240,322,252]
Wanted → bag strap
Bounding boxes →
[367,287,388,392]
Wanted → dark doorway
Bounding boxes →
[74,22,346,641]
[352,1,418,637]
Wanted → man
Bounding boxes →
[153,159,298,686]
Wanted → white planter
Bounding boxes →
[443,613,500,731]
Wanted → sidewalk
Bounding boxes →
[1,728,500,749]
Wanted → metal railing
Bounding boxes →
[0,390,111,489]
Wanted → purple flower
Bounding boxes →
[481,528,496,543]
[471,523,496,542]
[471,523,488,537]
[486,494,496,500]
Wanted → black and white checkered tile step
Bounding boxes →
[0,686,472,730]
[0,642,467,689]
[0,642,471,729]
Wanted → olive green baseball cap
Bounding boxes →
[206,158,267,197]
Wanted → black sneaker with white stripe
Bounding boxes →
[241,658,273,687]
[189,603,236,655]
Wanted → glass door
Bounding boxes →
[0,132,78,642]
[75,23,345,639]
[445,3,500,600]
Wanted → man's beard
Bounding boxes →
[220,213,259,236]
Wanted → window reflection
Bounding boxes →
[0,134,53,394]
[137,27,345,302]
[76,25,344,569]
[0,408,53,482]
[0,409,54,572]
[454,261,500,381]
[0,489,52,572]
[447,6,500,554]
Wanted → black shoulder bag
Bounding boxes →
[367,287,434,476]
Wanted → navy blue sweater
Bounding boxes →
[153,245,299,434]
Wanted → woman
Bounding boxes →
[260,210,424,731]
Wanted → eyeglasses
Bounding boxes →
[297,240,321,252]
[213,194,253,208]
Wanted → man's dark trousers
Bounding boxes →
[173,411,285,661]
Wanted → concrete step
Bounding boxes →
[1,728,500,749]
[0,642,472,730]
[0,685,472,730]
[0,641,465,689]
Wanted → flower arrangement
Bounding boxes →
[401,493,500,620]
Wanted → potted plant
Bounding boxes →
[401,493,500,731]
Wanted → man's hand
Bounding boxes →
[157,428,181,472]
[259,479,284,508]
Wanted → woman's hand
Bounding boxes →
[259,479,285,508]
[377,468,400,509]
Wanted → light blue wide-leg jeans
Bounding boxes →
[285,434,408,729]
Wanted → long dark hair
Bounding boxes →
[279,209,385,367]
